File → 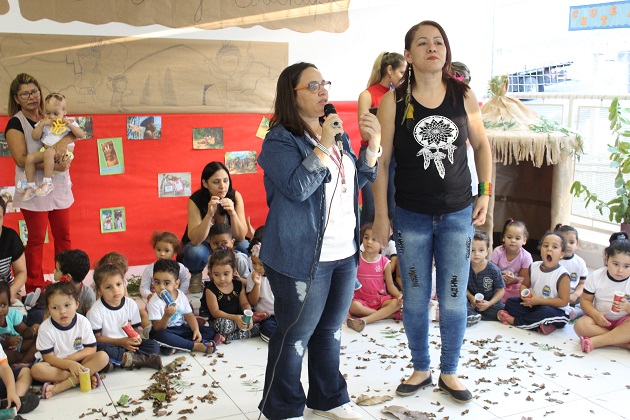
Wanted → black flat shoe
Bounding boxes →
[395,375,433,396]
[438,375,472,403]
[0,394,40,414]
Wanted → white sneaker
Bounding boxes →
[568,306,584,320]
[313,403,362,420]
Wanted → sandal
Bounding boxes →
[41,382,54,399]
[497,310,511,325]
[93,372,102,389]
[580,336,592,353]
[202,340,217,354]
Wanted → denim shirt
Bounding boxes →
[258,123,377,280]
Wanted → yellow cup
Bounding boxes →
[79,368,91,393]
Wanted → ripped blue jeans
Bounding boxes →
[259,256,356,419]
[396,205,473,375]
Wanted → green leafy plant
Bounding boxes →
[126,274,141,297]
[530,115,584,161]
[571,97,630,223]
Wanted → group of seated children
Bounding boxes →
[0,222,278,404]
[345,218,630,357]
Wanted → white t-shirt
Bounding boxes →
[140,261,191,298]
[584,267,630,321]
[36,314,97,359]
[246,272,275,315]
[147,289,191,328]
[383,240,397,258]
[530,261,570,314]
[87,297,142,339]
[36,120,79,147]
[319,143,357,262]
[559,254,588,292]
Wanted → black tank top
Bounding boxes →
[181,189,231,245]
[393,86,473,214]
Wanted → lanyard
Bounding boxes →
[329,146,346,192]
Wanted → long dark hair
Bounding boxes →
[199,161,236,216]
[270,62,319,140]
[396,21,469,132]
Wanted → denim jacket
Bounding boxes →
[258,124,377,280]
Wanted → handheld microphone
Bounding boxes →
[324,103,343,151]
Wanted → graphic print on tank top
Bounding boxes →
[413,115,459,179]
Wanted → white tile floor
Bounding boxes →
[25,267,630,420]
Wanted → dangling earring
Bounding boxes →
[402,65,414,127]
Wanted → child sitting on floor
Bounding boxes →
[140,231,191,299]
[0,342,39,414]
[55,249,95,316]
[347,224,402,332]
[498,231,570,335]
[491,219,533,303]
[204,249,260,342]
[87,263,162,370]
[0,282,38,365]
[31,282,110,399]
[246,237,275,343]
[147,259,216,355]
[466,231,505,323]
[574,232,630,353]
[555,224,588,320]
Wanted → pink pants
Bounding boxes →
[21,208,71,292]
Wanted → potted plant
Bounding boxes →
[571,97,630,229]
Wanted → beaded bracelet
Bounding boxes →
[478,181,492,196]
[315,143,330,156]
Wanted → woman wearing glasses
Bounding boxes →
[5,73,74,293]
[257,62,380,420]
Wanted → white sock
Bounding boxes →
[43,177,52,184]
[27,182,36,188]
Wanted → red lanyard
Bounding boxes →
[329,146,346,191]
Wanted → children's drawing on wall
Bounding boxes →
[108,74,131,112]
[193,127,223,149]
[97,138,124,175]
[0,132,10,156]
[73,117,94,139]
[158,172,192,198]
[0,187,18,213]
[0,34,286,114]
[255,116,271,140]
[202,42,274,109]
[225,151,257,175]
[64,40,127,105]
[17,220,49,245]
[127,116,161,140]
[100,207,126,233]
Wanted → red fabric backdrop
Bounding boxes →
[0,101,360,273]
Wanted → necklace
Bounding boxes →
[329,146,346,193]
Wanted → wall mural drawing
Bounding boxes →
[14,0,351,33]
[0,33,287,115]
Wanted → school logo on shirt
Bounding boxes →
[542,285,552,297]
[73,336,84,351]
[413,116,459,179]
[570,273,578,283]
[483,276,493,291]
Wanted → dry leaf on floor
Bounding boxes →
[354,394,393,406]
[381,405,432,420]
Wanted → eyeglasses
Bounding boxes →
[294,81,331,93]
[18,89,40,100]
